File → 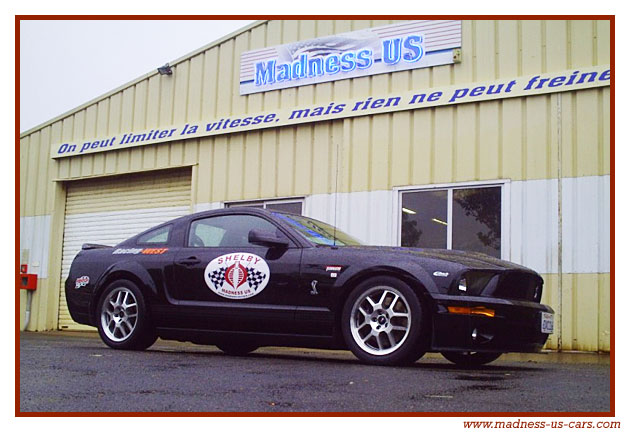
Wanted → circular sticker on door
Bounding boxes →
[204,252,271,299]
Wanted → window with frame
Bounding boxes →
[226,198,303,215]
[400,186,502,258]
[188,214,287,248]
[137,225,171,245]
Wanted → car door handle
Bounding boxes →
[176,257,201,266]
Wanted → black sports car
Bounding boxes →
[65,208,554,366]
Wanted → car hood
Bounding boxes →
[339,246,536,273]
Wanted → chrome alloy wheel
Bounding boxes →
[349,286,412,356]
[100,287,138,342]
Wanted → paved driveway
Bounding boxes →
[19,331,611,413]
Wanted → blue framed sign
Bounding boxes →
[239,20,462,95]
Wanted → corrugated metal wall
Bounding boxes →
[19,19,611,351]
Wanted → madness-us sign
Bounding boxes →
[204,253,270,299]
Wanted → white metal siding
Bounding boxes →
[58,169,192,330]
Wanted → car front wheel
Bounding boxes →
[341,276,427,366]
[96,279,157,350]
[441,351,502,366]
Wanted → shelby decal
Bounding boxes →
[75,276,90,289]
[112,248,168,255]
[205,253,270,299]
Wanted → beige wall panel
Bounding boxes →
[475,20,497,80]
[108,92,123,134]
[454,103,477,182]
[133,80,147,130]
[539,272,610,352]
[576,89,602,177]
[521,20,543,75]
[34,127,51,216]
[260,129,278,198]
[330,122,343,194]
[315,19,333,37]
[350,20,372,32]
[232,34,249,115]
[432,106,455,184]
[497,20,519,78]
[312,123,332,194]
[212,135,229,200]
[217,40,235,117]
[479,100,501,180]
[294,125,313,195]
[47,123,63,213]
[187,55,203,122]
[120,87,135,132]
[598,273,610,351]
[390,111,411,187]
[172,60,190,125]
[370,113,390,191]
[456,21,474,83]
[246,27,266,113]
[19,137,29,215]
[573,273,599,351]
[570,20,595,67]
[277,127,296,197]
[84,104,97,139]
[201,49,219,119]
[410,109,433,186]
[602,88,610,174]
[501,99,524,180]
[226,134,245,200]
[349,116,370,191]
[545,20,568,71]
[524,95,550,179]
[596,21,611,64]
[196,137,214,204]
[183,138,200,166]
[243,131,262,199]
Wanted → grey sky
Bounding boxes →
[19,19,255,133]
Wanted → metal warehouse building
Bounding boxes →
[19,19,611,352]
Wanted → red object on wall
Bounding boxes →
[18,274,37,290]
[20,264,28,274]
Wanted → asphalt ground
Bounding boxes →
[19,331,611,413]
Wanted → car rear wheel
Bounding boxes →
[96,280,157,350]
[441,351,502,366]
[216,342,258,356]
[341,276,427,366]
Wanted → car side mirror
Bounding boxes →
[248,229,289,248]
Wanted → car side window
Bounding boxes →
[188,215,285,248]
[137,225,171,244]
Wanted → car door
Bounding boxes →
[167,213,302,334]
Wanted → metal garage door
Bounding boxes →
[58,168,192,330]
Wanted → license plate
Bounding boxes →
[541,312,554,334]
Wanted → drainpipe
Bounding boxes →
[556,93,563,351]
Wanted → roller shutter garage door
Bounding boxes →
[58,168,192,330]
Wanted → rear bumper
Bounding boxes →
[64,279,94,326]
[430,294,554,353]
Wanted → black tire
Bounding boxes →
[96,279,157,350]
[441,351,502,366]
[216,342,258,356]
[341,276,427,366]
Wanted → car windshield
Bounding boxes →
[272,213,363,246]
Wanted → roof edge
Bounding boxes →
[20,19,268,138]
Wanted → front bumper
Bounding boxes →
[430,294,554,353]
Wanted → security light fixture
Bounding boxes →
[157,63,172,75]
